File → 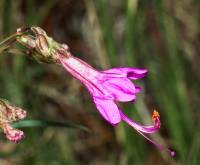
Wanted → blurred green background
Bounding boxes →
[0,0,199,164]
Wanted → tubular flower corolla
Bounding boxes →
[58,54,174,156]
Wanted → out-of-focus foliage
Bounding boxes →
[0,0,199,164]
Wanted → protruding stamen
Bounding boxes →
[120,111,160,134]
[152,110,161,128]
[120,110,175,157]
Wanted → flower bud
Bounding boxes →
[16,26,70,64]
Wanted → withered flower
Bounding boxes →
[0,100,26,143]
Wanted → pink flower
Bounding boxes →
[0,100,26,143]
[59,55,146,123]
[15,26,174,155]
[2,123,24,143]
[58,54,174,156]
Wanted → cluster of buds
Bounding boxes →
[16,27,70,63]
[0,99,26,143]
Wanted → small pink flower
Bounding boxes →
[2,123,24,143]
[0,100,26,143]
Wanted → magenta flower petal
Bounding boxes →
[93,97,121,124]
[120,110,160,134]
[100,77,136,102]
[103,67,148,80]
[84,82,114,100]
